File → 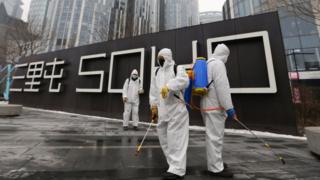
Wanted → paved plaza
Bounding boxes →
[0,108,319,180]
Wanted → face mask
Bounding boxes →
[158,56,165,67]
[132,74,138,81]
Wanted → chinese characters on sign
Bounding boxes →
[44,58,65,93]
[24,61,44,92]
[11,58,65,93]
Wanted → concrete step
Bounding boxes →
[0,103,22,116]
[305,127,320,156]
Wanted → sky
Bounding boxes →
[199,0,226,12]
[21,0,226,21]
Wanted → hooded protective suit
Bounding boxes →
[200,44,233,173]
[122,69,141,127]
[149,48,190,176]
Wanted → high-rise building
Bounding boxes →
[28,0,51,32]
[223,0,320,72]
[199,11,223,24]
[0,0,23,20]
[160,0,199,31]
[28,0,199,52]
[44,0,116,51]
[29,0,160,51]
[131,0,159,36]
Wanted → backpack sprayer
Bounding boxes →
[181,57,286,165]
[183,57,221,112]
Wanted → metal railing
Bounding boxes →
[0,64,15,101]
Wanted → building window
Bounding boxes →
[301,35,320,48]
[280,16,299,37]
[284,37,302,49]
[296,15,318,35]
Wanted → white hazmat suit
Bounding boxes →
[200,44,234,173]
[149,48,190,177]
[122,69,142,127]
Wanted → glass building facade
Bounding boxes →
[223,0,320,72]
[28,0,199,52]
[28,0,51,32]
[28,0,159,51]
[160,0,199,31]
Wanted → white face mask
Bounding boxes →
[132,74,138,80]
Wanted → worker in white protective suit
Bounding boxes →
[149,48,190,180]
[122,69,143,131]
[200,44,237,177]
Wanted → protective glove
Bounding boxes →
[123,97,128,103]
[138,89,144,94]
[160,85,169,99]
[203,88,208,96]
[226,108,238,120]
[151,105,158,123]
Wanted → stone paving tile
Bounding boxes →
[0,108,319,179]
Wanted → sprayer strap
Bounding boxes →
[155,64,177,77]
[206,80,214,88]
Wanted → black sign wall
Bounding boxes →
[11,12,297,134]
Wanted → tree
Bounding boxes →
[3,18,54,64]
[280,0,320,26]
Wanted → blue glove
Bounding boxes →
[226,108,236,119]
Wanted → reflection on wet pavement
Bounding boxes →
[0,108,319,179]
